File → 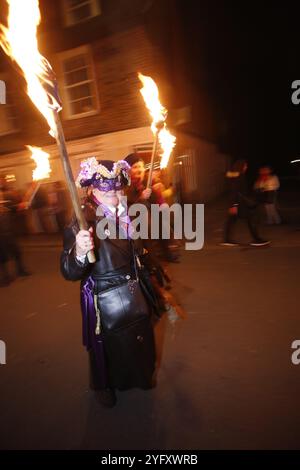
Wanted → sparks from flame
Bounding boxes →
[28,146,51,181]
[138,73,176,169]
[0,0,60,137]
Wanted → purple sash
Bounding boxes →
[81,276,108,388]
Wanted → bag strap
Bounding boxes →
[130,239,140,282]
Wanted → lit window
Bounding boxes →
[63,0,101,26]
[0,78,18,136]
[59,46,99,119]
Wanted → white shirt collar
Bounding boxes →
[105,202,126,215]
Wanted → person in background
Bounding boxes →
[254,166,281,225]
[125,153,180,262]
[30,184,49,233]
[222,160,270,247]
[151,169,166,205]
[0,176,31,286]
[125,153,152,206]
[152,169,181,259]
[48,181,68,232]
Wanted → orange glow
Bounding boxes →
[28,145,51,181]
[138,72,176,169]
[0,0,60,137]
[138,73,167,133]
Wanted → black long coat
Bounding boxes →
[60,201,156,391]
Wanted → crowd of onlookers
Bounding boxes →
[0,177,70,286]
[0,178,70,236]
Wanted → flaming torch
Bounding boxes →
[0,0,95,262]
[23,146,51,208]
[138,73,176,187]
[30,146,51,181]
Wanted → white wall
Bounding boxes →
[175,132,231,202]
[0,126,154,190]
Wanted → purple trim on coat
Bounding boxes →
[81,276,108,389]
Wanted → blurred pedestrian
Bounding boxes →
[48,181,68,232]
[222,160,270,247]
[30,183,49,232]
[254,166,281,225]
[0,176,31,286]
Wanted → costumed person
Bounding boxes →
[60,158,164,408]
[125,153,180,262]
[222,160,270,247]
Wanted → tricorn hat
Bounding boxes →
[76,157,131,191]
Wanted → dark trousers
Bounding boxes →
[0,236,26,276]
[224,209,261,242]
[9,240,26,274]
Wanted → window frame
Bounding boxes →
[62,0,101,27]
[57,45,100,120]
[0,74,19,137]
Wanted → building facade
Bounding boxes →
[0,0,229,203]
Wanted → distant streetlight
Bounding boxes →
[290,159,300,164]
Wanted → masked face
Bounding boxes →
[93,174,126,192]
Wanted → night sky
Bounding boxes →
[179,1,300,174]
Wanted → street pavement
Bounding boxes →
[0,202,300,450]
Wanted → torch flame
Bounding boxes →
[28,145,51,181]
[0,0,60,137]
[138,73,167,133]
[138,72,176,169]
[158,128,176,169]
